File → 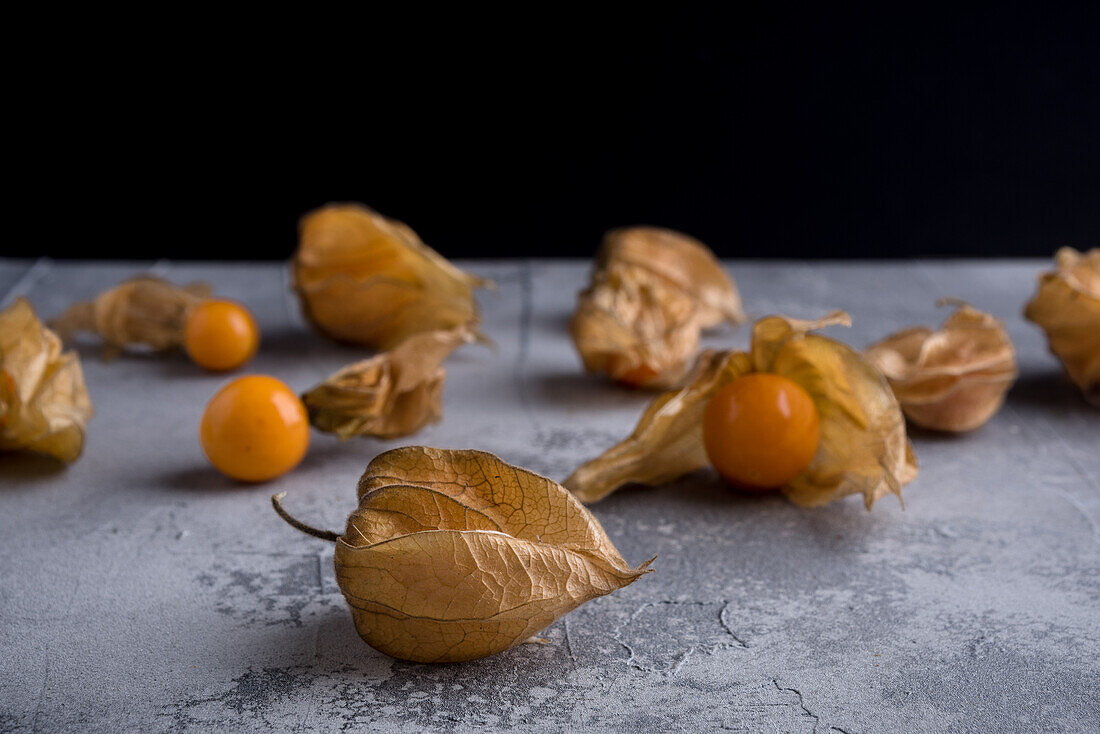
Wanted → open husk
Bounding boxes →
[570,226,745,389]
[50,276,211,354]
[302,327,475,439]
[1024,248,1100,406]
[864,302,1018,431]
[0,298,94,462]
[273,447,652,663]
[565,312,918,509]
[293,203,491,350]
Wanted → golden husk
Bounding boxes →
[570,227,746,389]
[321,446,653,663]
[301,328,475,439]
[864,302,1018,431]
[565,312,918,509]
[293,203,490,350]
[0,298,94,462]
[49,276,211,354]
[1024,248,1100,406]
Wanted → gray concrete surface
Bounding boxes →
[0,258,1097,733]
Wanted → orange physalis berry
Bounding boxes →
[184,300,259,371]
[200,375,309,482]
[702,373,820,491]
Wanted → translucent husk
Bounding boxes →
[49,276,211,355]
[293,203,491,350]
[0,298,94,462]
[273,447,652,663]
[565,312,918,509]
[570,226,746,389]
[1024,248,1100,406]
[301,327,475,439]
[864,301,1018,431]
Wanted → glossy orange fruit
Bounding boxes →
[200,375,309,482]
[702,373,820,491]
[184,300,259,371]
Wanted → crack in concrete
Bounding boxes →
[772,679,820,733]
[612,600,749,678]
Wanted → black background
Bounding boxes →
[24,4,1099,261]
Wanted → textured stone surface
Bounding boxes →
[0,258,1097,733]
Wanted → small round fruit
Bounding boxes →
[200,375,309,482]
[184,300,260,371]
[702,373,820,491]
[616,363,659,387]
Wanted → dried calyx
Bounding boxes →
[293,203,491,350]
[273,446,652,663]
[571,226,745,389]
[0,298,94,462]
[1024,248,1100,406]
[50,276,211,356]
[565,312,917,509]
[301,327,476,439]
[864,301,1018,432]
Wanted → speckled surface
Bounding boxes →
[0,258,1097,733]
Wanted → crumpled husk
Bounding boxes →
[293,203,491,350]
[50,276,211,355]
[864,301,1018,431]
[570,226,746,389]
[274,446,653,663]
[1024,248,1100,406]
[0,298,94,462]
[302,327,475,439]
[565,312,918,509]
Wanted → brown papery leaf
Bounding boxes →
[566,312,918,509]
[301,328,475,439]
[0,298,94,462]
[570,227,745,389]
[1024,248,1100,406]
[293,203,491,350]
[50,276,211,354]
[273,447,653,663]
[564,350,752,502]
[865,302,1018,431]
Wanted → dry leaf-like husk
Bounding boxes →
[293,203,491,350]
[565,312,918,509]
[302,328,474,439]
[570,227,746,389]
[275,446,652,663]
[864,302,1018,431]
[0,298,94,462]
[50,276,211,353]
[1024,248,1100,406]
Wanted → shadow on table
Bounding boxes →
[157,438,377,494]
[594,468,890,550]
[253,326,365,362]
[0,452,68,487]
[527,369,653,410]
[1008,370,1097,415]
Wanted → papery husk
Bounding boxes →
[1024,248,1100,406]
[293,203,491,350]
[302,327,475,439]
[565,312,918,509]
[0,298,94,462]
[570,227,746,389]
[50,276,211,354]
[274,446,653,663]
[864,302,1018,431]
